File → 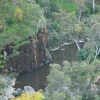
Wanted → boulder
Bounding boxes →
[13,88,22,96]
[3,85,14,97]
[24,86,35,94]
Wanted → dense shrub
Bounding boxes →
[5,18,14,25]
[77,49,88,60]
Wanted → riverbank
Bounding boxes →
[0,73,17,100]
[14,42,81,91]
[50,39,85,51]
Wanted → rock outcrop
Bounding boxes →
[3,27,52,73]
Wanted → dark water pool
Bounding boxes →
[14,43,82,91]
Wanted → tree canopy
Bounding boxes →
[45,60,100,100]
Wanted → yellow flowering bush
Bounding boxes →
[14,6,23,22]
[74,24,82,33]
[10,91,44,100]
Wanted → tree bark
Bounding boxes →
[94,49,100,60]
[74,40,80,50]
[78,9,81,21]
[94,40,100,60]
[92,0,95,12]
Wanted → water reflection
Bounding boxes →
[52,43,78,64]
[14,63,50,91]
[14,43,82,91]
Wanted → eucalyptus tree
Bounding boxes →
[89,14,100,26]
[83,14,100,61]
[51,10,86,50]
[45,60,100,100]
[74,0,87,21]
[84,23,100,60]
[92,0,95,12]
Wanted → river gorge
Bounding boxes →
[14,42,84,91]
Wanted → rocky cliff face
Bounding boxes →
[3,27,52,73]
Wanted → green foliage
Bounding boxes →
[0,75,8,93]
[11,49,19,57]
[0,74,18,99]
[50,63,61,71]
[48,34,60,47]
[63,2,78,12]
[0,0,46,64]
[50,93,66,100]
[85,3,94,15]
[14,5,23,22]
[5,18,14,25]
[45,60,100,100]
[0,65,4,68]
[0,54,4,68]
[74,24,82,34]
[48,11,78,47]
[51,0,78,12]
[84,23,100,61]
[0,54,3,58]
[0,81,7,89]
[77,49,88,60]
